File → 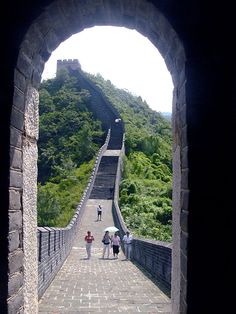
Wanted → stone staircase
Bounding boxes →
[89,155,119,199]
[107,122,123,150]
[68,67,124,200]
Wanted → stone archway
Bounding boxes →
[10,0,187,312]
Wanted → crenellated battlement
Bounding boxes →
[56,59,81,74]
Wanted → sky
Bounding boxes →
[42,26,173,113]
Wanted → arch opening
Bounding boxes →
[10,1,186,312]
[39,25,173,241]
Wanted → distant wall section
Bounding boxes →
[56,59,81,74]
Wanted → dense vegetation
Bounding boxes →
[38,68,172,241]
[38,69,105,226]
[86,73,172,241]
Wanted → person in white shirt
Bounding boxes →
[102,231,111,259]
[122,231,133,260]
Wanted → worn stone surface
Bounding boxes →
[8,231,20,252]
[9,250,24,275]
[9,170,23,188]
[10,126,22,149]
[9,210,22,233]
[22,85,39,314]
[10,147,22,170]
[39,199,171,313]
[25,86,39,140]
[8,288,24,314]
[8,273,24,297]
[9,190,21,211]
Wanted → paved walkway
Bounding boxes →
[103,150,121,156]
[38,199,171,313]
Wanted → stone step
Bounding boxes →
[89,187,114,199]
[96,156,119,175]
[96,164,117,175]
[100,156,119,164]
[93,175,116,188]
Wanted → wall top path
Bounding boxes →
[39,197,171,313]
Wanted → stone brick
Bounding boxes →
[181,190,189,211]
[14,69,26,92]
[17,51,33,79]
[180,274,187,311]
[13,87,25,112]
[182,146,188,169]
[181,169,188,190]
[59,0,80,24]
[180,251,187,281]
[10,147,22,170]
[180,210,188,233]
[181,125,188,148]
[179,103,187,131]
[32,53,45,75]
[34,11,52,36]
[10,107,24,131]
[180,230,188,254]
[31,69,41,89]
[8,272,23,297]
[7,288,24,314]
[10,127,22,149]
[9,170,23,189]
[180,297,187,314]
[45,30,60,54]
[9,231,20,252]
[46,3,72,43]
[9,190,21,211]
[24,24,44,58]
[9,211,22,232]
[9,250,24,274]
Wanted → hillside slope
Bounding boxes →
[38,68,172,241]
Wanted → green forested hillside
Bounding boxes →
[86,73,172,241]
[38,68,172,241]
[38,70,105,226]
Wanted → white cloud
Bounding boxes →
[42,26,173,113]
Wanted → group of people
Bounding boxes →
[84,203,133,260]
[84,229,133,260]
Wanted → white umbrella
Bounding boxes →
[104,226,119,232]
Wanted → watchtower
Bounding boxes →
[56,59,81,75]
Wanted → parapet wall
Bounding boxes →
[37,130,110,298]
[112,137,172,294]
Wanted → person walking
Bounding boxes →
[111,231,121,259]
[102,231,111,259]
[84,231,94,259]
[122,231,133,260]
[97,204,102,221]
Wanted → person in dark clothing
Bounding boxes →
[97,204,102,221]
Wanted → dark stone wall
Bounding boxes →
[132,239,172,293]
[37,226,74,298]
[112,143,172,294]
[1,0,236,313]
